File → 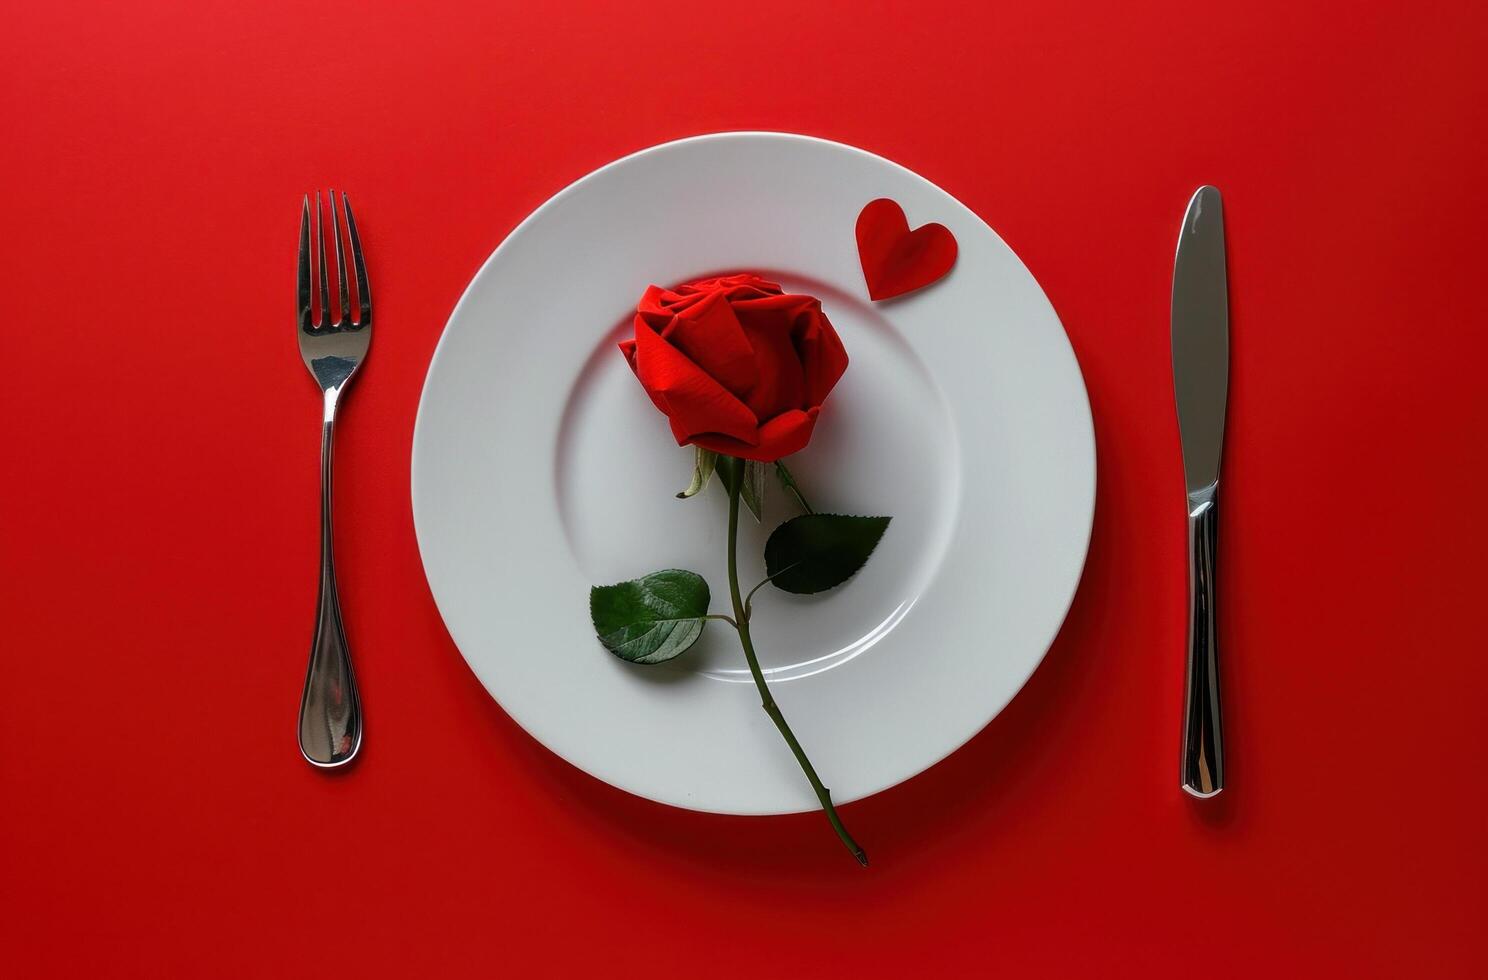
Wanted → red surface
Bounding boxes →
[856,198,958,299]
[2,2,1485,976]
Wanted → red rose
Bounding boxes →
[618,273,849,462]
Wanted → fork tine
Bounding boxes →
[342,192,370,325]
[297,196,312,331]
[329,189,349,326]
[315,191,330,329]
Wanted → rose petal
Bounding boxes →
[630,316,760,446]
[691,408,817,463]
[683,273,782,299]
[731,293,846,410]
[788,302,848,407]
[732,302,806,418]
[637,285,681,332]
[618,338,671,417]
[660,291,757,396]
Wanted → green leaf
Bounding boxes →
[676,447,719,499]
[589,570,712,664]
[740,460,768,522]
[764,515,891,595]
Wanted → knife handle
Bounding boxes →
[1181,484,1224,797]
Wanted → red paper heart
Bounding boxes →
[855,198,958,301]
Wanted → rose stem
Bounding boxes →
[774,460,815,514]
[723,458,867,867]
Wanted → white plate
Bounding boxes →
[412,133,1094,814]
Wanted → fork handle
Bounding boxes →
[1180,484,1223,797]
[298,397,363,766]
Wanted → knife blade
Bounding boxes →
[1172,185,1228,798]
[1173,186,1229,494]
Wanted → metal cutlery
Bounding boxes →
[296,191,369,767]
[1171,185,1229,798]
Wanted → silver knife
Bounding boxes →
[1172,185,1229,798]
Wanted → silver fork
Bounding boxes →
[296,191,369,767]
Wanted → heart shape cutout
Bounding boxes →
[855,198,958,301]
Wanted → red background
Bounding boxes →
[3,2,1485,976]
